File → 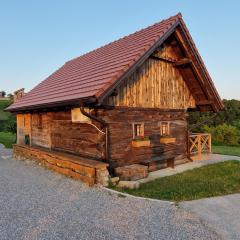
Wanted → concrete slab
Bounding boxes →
[181,194,240,240]
[138,154,240,184]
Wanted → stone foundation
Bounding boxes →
[13,144,109,186]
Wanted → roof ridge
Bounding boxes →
[66,13,182,64]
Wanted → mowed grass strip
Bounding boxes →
[115,161,240,202]
[0,132,16,148]
[213,145,240,157]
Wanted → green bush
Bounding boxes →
[203,124,239,146]
[0,120,8,132]
[0,100,16,132]
[6,120,17,134]
[233,120,240,131]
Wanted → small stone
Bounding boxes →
[1,155,12,159]
[96,168,110,186]
[110,177,119,183]
[118,181,140,190]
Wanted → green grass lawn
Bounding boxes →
[213,145,240,157]
[112,161,240,202]
[0,132,16,148]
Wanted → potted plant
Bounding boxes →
[132,136,150,147]
[160,135,176,144]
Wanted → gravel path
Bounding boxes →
[0,144,221,240]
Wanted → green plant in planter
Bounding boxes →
[160,134,173,138]
[133,136,150,142]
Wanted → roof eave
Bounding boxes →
[5,96,97,113]
[178,19,224,112]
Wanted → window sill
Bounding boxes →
[132,139,150,148]
[160,137,176,144]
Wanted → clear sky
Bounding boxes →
[0,0,239,100]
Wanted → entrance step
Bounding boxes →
[115,164,148,181]
[140,155,175,172]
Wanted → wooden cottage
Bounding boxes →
[6,13,223,186]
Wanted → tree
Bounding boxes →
[188,99,240,131]
[7,93,14,102]
[188,99,240,145]
[1,91,6,97]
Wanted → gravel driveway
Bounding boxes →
[0,144,221,240]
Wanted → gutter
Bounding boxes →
[79,105,110,164]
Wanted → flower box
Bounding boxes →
[160,137,176,144]
[132,139,150,148]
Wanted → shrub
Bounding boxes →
[0,120,8,132]
[203,124,239,146]
[6,120,17,134]
[233,120,240,131]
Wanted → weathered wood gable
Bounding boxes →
[105,36,196,109]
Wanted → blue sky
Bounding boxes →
[0,0,239,99]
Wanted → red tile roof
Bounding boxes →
[7,13,223,112]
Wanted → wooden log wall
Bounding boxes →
[51,111,105,159]
[16,111,105,159]
[97,107,188,168]
[105,41,196,109]
[16,107,189,169]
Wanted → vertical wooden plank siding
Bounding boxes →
[17,113,31,145]
[105,45,196,109]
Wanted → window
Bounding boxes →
[132,123,144,139]
[160,121,170,136]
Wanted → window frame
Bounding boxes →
[159,121,170,137]
[132,122,145,139]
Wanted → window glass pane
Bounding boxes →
[160,122,170,136]
[133,123,144,138]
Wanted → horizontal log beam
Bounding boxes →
[150,55,176,63]
[196,100,212,106]
[150,55,192,68]
[173,58,192,67]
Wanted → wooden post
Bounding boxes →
[197,135,202,158]
[208,134,212,153]
[30,114,32,146]
[187,130,190,159]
